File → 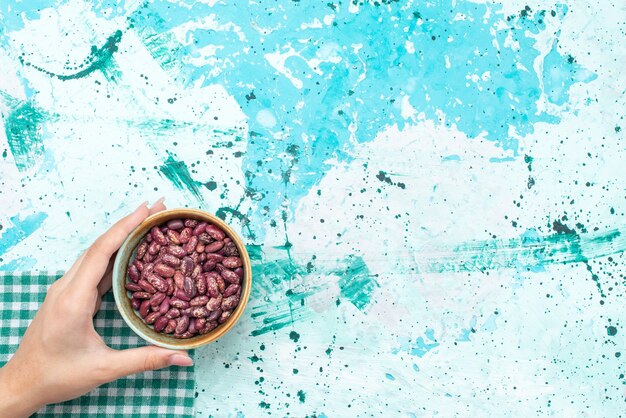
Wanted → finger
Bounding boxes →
[149,198,166,215]
[57,250,87,288]
[72,202,151,292]
[103,346,193,380]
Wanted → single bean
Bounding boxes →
[133,259,145,272]
[179,227,192,244]
[154,263,175,278]
[191,264,201,279]
[157,247,169,259]
[205,273,219,298]
[148,241,160,255]
[143,252,154,263]
[138,279,156,294]
[205,225,226,241]
[168,245,186,258]
[149,292,166,307]
[166,229,181,245]
[175,331,195,339]
[139,300,151,318]
[167,278,175,295]
[197,232,213,244]
[160,225,168,233]
[162,253,181,267]
[219,310,232,324]
[183,236,198,254]
[181,257,194,276]
[180,308,192,316]
[189,252,200,264]
[184,219,198,228]
[183,276,197,299]
[196,275,207,295]
[128,265,140,283]
[151,226,167,246]
[145,311,161,325]
[234,267,244,279]
[195,318,207,330]
[205,253,224,263]
[202,260,216,272]
[196,243,205,253]
[204,240,224,253]
[190,295,209,306]
[166,219,184,230]
[125,282,142,292]
[199,253,206,263]
[146,274,168,293]
[224,237,231,243]
[216,275,226,293]
[175,316,190,334]
[170,299,189,309]
[220,242,239,257]
[193,222,207,236]
[133,291,152,299]
[223,284,240,298]
[221,269,239,284]
[131,298,141,310]
[159,297,170,314]
[191,307,209,318]
[174,289,191,302]
[173,271,185,290]
[206,295,222,312]
[153,316,169,332]
[221,295,239,311]
[222,257,243,269]
[188,318,197,334]
[165,308,181,319]
[164,319,177,334]
[136,241,149,259]
[140,263,154,279]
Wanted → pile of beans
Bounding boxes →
[125,218,243,338]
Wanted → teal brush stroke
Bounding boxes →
[0,91,49,172]
[0,213,48,257]
[158,152,207,206]
[20,30,123,81]
[338,256,379,310]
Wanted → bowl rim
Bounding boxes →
[112,208,252,350]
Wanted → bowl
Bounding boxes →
[112,208,252,349]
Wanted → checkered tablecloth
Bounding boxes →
[0,272,195,417]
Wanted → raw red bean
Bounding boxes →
[170,298,189,309]
[145,234,153,243]
[145,311,161,325]
[139,300,151,318]
[128,265,140,283]
[191,307,209,318]
[188,318,197,334]
[149,292,166,307]
[174,271,185,290]
[181,257,194,276]
[183,236,198,254]
[166,230,181,245]
[221,295,239,310]
[133,291,152,299]
[224,237,231,243]
[165,308,181,319]
[205,253,224,263]
[167,219,184,230]
[160,225,168,233]
[125,282,142,292]
[150,304,160,312]
[133,259,144,272]
[162,253,181,267]
[140,263,154,279]
[204,240,224,253]
[193,222,207,236]
[146,274,168,293]
[179,227,192,244]
[220,242,239,257]
[154,263,175,278]
[175,331,195,339]
[206,295,222,312]
[191,264,201,279]
[159,297,170,314]
[131,298,141,310]
[199,253,206,262]
[138,279,156,294]
[174,289,191,302]
[205,225,226,241]
[164,319,177,333]
[219,310,232,324]
[196,243,205,253]
[205,273,219,298]
[202,260,216,272]
[151,226,167,246]
[148,241,160,255]
[136,241,148,259]
[175,316,190,334]
[196,275,207,295]
[143,252,154,263]
[190,295,209,306]
[180,308,192,316]
[153,316,169,332]
[197,232,213,244]
[195,318,207,330]
[234,267,244,279]
[183,276,197,298]
[223,284,240,298]
[222,257,243,269]
[167,278,175,296]
[168,245,186,258]
[216,275,226,293]
[221,269,239,284]
[184,219,198,228]
[190,252,200,264]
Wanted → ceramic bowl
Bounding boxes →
[112,208,251,349]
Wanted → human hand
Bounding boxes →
[0,200,193,417]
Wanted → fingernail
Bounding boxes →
[168,354,193,367]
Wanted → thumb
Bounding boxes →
[104,346,193,380]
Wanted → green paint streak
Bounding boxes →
[289,331,300,342]
[158,152,206,205]
[1,92,47,171]
[23,31,123,81]
[338,256,380,310]
[297,390,306,403]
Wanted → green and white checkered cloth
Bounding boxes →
[0,272,195,417]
